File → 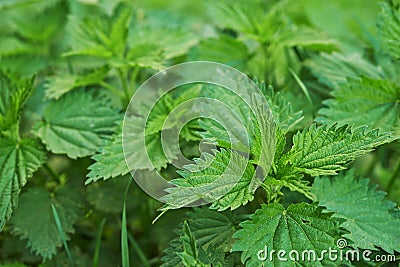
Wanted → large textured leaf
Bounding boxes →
[10,186,82,260]
[232,203,344,267]
[0,138,45,230]
[316,77,400,133]
[161,149,257,211]
[288,124,395,176]
[161,208,238,267]
[33,89,120,159]
[378,1,400,58]
[312,170,400,253]
[305,53,383,89]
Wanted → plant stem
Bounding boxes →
[118,68,130,105]
[93,218,106,267]
[99,81,124,100]
[387,160,400,196]
[128,233,150,267]
[43,163,58,180]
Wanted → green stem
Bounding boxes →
[93,218,106,267]
[43,163,58,180]
[118,68,130,105]
[128,233,150,267]
[129,67,140,94]
[99,81,124,100]
[387,160,400,196]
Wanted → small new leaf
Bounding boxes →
[0,70,34,135]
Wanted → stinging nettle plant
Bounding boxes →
[0,0,399,266]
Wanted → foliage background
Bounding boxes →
[0,0,399,266]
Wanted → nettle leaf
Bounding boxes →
[287,124,395,176]
[378,1,400,58]
[86,116,178,183]
[65,4,133,59]
[33,89,120,159]
[0,138,46,230]
[250,93,276,173]
[316,77,400,133]
[44,66,110,100]
[188,35,249,71]
[305,53,383,89]
[176,221,205,267]
[10,186,82,260]
[313,170,400,253]
[161,208,238,267]
[232,203,345,267]
[0,71,34,133]
[161,149,257,211]
[260,85,303,132]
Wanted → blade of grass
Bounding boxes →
[51,203,73,264]
[289,68,314,108]
[121,201,130,267]
[93,218,106,267]
[127,232,150,267]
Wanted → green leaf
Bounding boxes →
[316,76,400,133]
[305,53,383,89]
[312,170,400,253]
[0,70,34,134]
[177,221,205,267]
[33,89,120,159]
[64,4,133,59]
[10,186,82,260]
[260,85,303,132]
[161,149,257,211]
[287,124,395,176]
[188,35,249,71]
[0,138,45,230]
[378,1,400,58]
[45,66,110,100]
[249,93,276,174]
[86,116,178,183]
[161,208,238,267]
[232,203,345,267]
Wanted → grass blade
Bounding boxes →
[93,218,106,267]
[51,203,73,264]
[121,202,130,267]
[128,232,150,267]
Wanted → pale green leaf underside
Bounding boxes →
[289,124,395,176]
[232,203,344,267]
[0,138,45,230]
[313,171,400,253]
[33,89,120,159]
[10,186,81,260]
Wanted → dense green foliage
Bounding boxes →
[0,0,399,266]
